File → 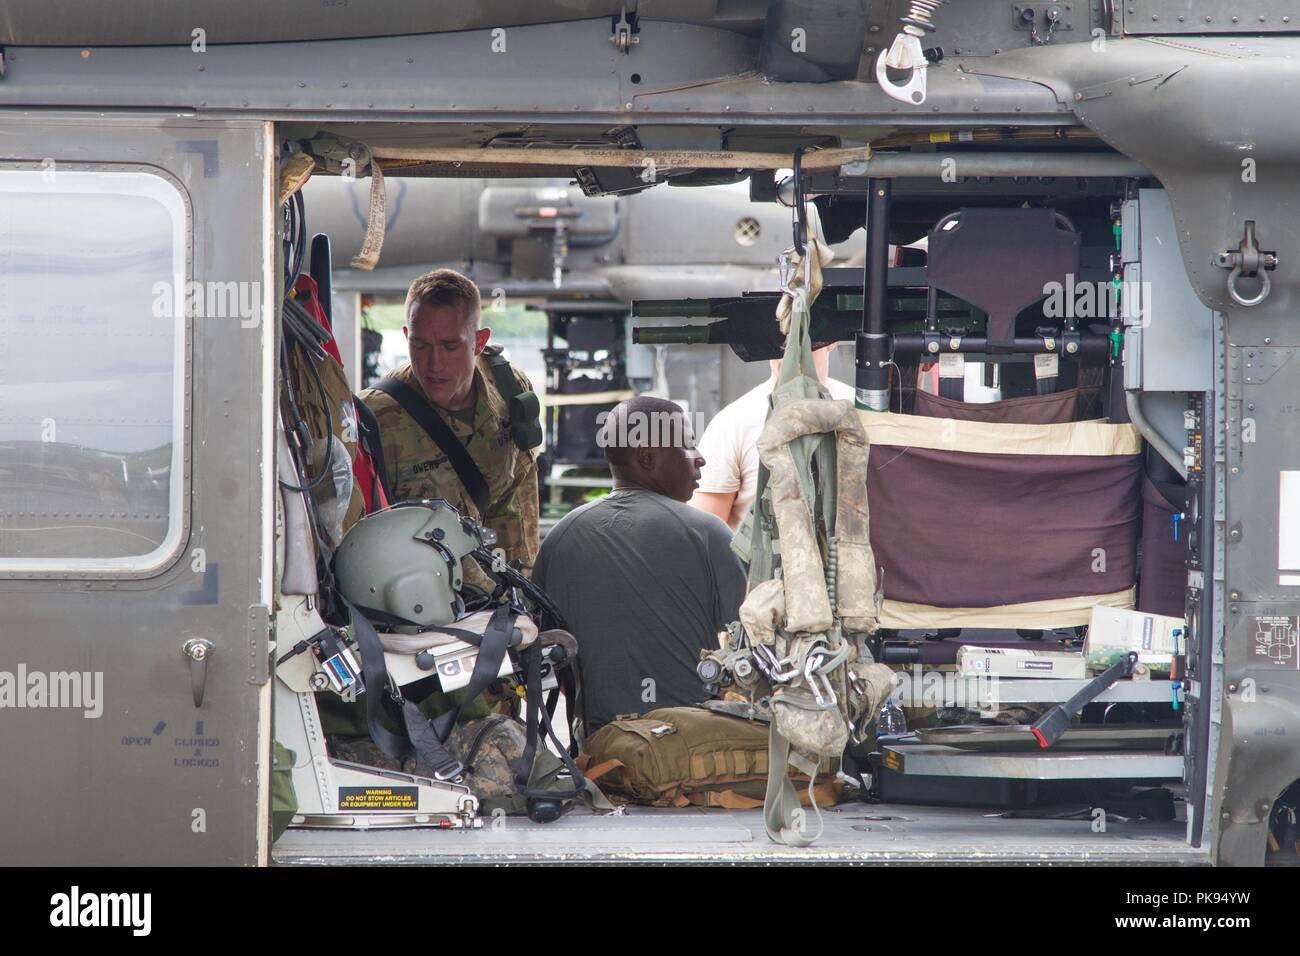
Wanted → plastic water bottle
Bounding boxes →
[877,697,908,738]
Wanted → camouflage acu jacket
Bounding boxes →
[360,356,540,573]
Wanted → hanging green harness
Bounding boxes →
[732,260,895,847]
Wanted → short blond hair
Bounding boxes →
[404,268,481,326]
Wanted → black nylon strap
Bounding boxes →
[343,599,413,761]
[515,642,587,800]
[350,594,579,802]
[557,665,582,758]
[431,604,514,742]
[353,395,392,508]
[427,624,493,647]
[345,598,471,781]
[400,699,466,781]
[371,377,491,517]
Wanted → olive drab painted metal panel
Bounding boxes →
[0,116,274,865]
[1068,54,1300,867]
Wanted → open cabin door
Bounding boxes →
[0,116,275,864]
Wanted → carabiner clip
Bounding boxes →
[778,249,796,295]
[876,32,928,105]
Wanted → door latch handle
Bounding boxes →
[182,638,214,707]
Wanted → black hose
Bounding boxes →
[282,188,307,291]
[291,190,306,283]
[283,295,331,357]
[277,323,336,494]
[471,547,566,631]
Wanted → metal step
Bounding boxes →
[878,744,1182,780]
[272,802,1207,865]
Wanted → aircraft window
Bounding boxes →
[0,167,189,573]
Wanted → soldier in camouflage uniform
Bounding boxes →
[360,268,540,574]
[347,268,539,736]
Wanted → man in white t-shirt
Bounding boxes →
[690,344,855,529]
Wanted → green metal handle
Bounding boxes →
[631,325,712,345]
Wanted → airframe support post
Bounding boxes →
[855,177,891,411]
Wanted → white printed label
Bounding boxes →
[1034,353,1059,379]
[939,353,965,379]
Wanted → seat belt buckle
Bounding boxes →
[311,627,363,696]
[433,758,466,783]
[538,659,559,693]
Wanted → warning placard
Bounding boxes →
[338,786,419,810]
[1248,615,1300,670]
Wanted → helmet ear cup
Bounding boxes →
[334,501,482,628]
[384,568,443,628]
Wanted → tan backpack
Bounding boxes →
[578,707,843,809]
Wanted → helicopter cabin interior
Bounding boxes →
[3,7,1297,866]
[256,117,1230,864]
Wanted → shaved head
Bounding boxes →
[600,396,688,466]
[599,396,704,501]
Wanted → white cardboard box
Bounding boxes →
[1085,605,1185,664]
[956,645,1088,680]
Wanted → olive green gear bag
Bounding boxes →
[579,707,842,809]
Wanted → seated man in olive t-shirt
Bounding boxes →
[533,396,748,734]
